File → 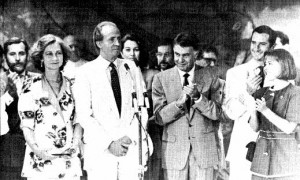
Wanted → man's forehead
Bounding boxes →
[64,36,76,45]
[102,25,120,37]
[251,32,270,43]
[203,52,217,59]
[173,44,194,52]
[158,45,172,52]
[7,42,26,52]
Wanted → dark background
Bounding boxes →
[1,0,300,69]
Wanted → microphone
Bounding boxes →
[124,63,138,112]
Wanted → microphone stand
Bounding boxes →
[125,63,149,180]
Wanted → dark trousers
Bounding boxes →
[0,133,26,180]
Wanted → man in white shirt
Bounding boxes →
[73,21,152,180]
[224,25,277,180]
[63,34,88,82]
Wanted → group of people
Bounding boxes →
[0,20,299,180]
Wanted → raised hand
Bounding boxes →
[255,97,267,113]
[246,75,262,95]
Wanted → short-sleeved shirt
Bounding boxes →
[18,75,81,178]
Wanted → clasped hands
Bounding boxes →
[108,136,132,157]
[33,141,80,161]
[176,84,201,106]
[246,74,262,95]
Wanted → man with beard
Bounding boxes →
[63,34,88,83]
[0,37,41,180]
[143,38,175,180]
[156,38,175,71]
[224,25,276,180]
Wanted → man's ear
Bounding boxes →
[95,41,102,50]
[193,50,199,58]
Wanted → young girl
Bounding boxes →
[249,49,300,179]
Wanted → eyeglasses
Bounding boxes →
[156,53,172,58]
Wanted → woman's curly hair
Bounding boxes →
[31,34,71,72]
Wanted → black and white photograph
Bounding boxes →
[1,0,300,179]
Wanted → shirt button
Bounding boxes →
[189,124,192,127]
[53,112,57,116]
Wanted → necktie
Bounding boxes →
[110,63,122,116]
[183,73,191,110]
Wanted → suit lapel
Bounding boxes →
[169,67,190,121]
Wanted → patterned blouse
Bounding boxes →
[18,75,81,179]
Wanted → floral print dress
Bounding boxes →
[18,75,81,179]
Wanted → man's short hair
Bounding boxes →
[198,44,218,59]
[264,49,297,80]
[3,37,29,58]
[173,32,199,50]
[157,38,173,51]
[252,25,277,48]
[93,21,118,54]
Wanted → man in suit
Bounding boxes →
[223,25,277,180]
[152,32,221,180]
[0,37,40,180]
[73,21,152,180]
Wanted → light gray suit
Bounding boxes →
[152,66,221,176]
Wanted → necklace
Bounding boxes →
[44,76,62,97]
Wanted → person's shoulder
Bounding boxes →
[196,66,216,78]
[27,71,42,78]
[142,68,160,78]
[289,84,300,94]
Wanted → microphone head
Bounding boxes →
[124,63,130,71]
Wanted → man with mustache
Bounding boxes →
[224,25,276,180]
[0,37,40,180]
[156,38,175,71]
[143,38,175,180]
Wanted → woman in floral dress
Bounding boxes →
[249,49,300,179]
[18,34,82,179]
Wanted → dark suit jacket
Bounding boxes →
[152,66,221,170]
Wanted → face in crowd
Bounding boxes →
[156,45,174,71]
[121,39,140,62]
[63,35,81,62]
[173,44,198,72]
[43,42,64,71]
[5,42,28,74]
[196,51,217,67]
[97,24,121,62]
[250,32,271,61]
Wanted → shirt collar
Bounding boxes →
[177,65,195,78]
[98,55,119,70]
